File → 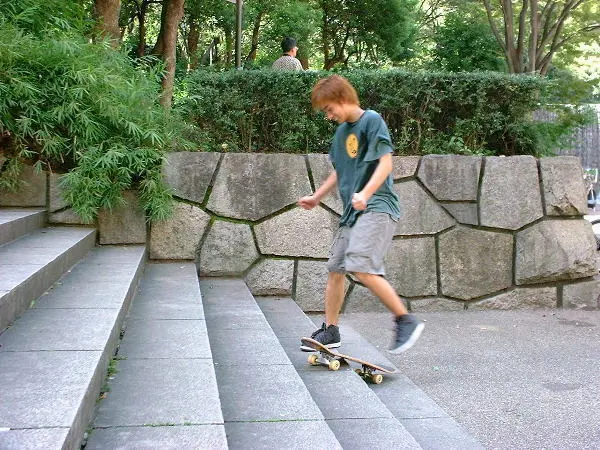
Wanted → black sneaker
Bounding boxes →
[301,323,341,351]
[389,314,424,354]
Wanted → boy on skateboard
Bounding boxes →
[298,75,424,354]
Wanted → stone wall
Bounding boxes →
[4,153,599,312]
[152,153,599,312]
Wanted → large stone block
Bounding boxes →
[480,156,543,230]
[295,260,329,312]
[198,220,259,275]
[408,297,465,312]
[98,191,146,244]
[48,208,88,225]
[245,259,294,296]
[469,287,557,310]
[344,284,388,313]
[0,165,46,207]
[386,237,437,297]
[150,202,211,259]
[439,227,513,300]
[392,156,420,180]
[255,207,338,258]
[441,202,478,225]
[417,155,481,201]
[563,278,600,310]
[294,262,350,312]
[206,153,311,221]
[516,220,597,285]
[306,154,343,214]
[162,152,221,204]
[540,156,587,216]
[49,173,68,212]
[393,181,456,235]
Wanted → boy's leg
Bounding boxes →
[345,212,424,353]
[351,272,407,316]
[300,271,344,350]
[300,228,347,351]
[325,271,346,325]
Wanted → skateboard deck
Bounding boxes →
[300,337,397,384]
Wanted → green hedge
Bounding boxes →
[180,69,568,156]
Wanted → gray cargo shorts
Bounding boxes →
[327,211,397,275]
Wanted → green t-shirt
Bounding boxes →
[329,109,401,227]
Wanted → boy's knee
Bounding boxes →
[328,271,345,282]
[350,271,383,284]
[350,271,368,282]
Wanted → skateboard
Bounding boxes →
[300,337,397,384]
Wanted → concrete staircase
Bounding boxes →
[0,207,481,449]
[0,208,145,449]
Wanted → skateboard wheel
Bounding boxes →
[328,359,341,371]
[308,354,319,365]
[371,374,383,384]
[355,368,363,376]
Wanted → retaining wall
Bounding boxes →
[3,153,599,312]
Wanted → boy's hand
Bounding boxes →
[352,192,368,210]
[298,195,320,210]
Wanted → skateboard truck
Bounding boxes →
[354,366,384,385]
[307,352,342,371]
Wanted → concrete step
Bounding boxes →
[0,245,146,450]
[86,263,227,449]
[335,325,484,449]
[256,297,422,449]
[200,278,342,449]
[0,226,96,331]
[0,208,46,246]
[258,297,483,449]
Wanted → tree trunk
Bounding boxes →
[137,0,149,57]
[528,0,539,72]
[94,0,121,48]
[157,0,185,109]
[244,11,263,64]
[482,0,590,74]
[298,57,309,69]
[151,1,169,57]
[224,25,233,67]
[188,19,200,69]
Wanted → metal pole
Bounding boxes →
[235,0,242,69]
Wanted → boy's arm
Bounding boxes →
[351,152,392,211]
[298,171,337,210]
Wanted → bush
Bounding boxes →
[0,2,184,222]
[181,68,579,156]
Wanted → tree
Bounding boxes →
[253,0,321,68]
[120,0,162,57]
[152,0,185,108]
[94,0,122,47]
[318,0,418,69]
[432,4,506,71]
[183,0,236,68]
[0,0,182,221]
[482,0,600,75]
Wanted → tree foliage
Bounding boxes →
[432,3,506,72]
[317,0,419,69]
[0,0,184,222]
[481,0,600,75]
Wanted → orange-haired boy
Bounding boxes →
[298,75,424,354]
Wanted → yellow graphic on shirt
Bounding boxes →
[346,133,359,158]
